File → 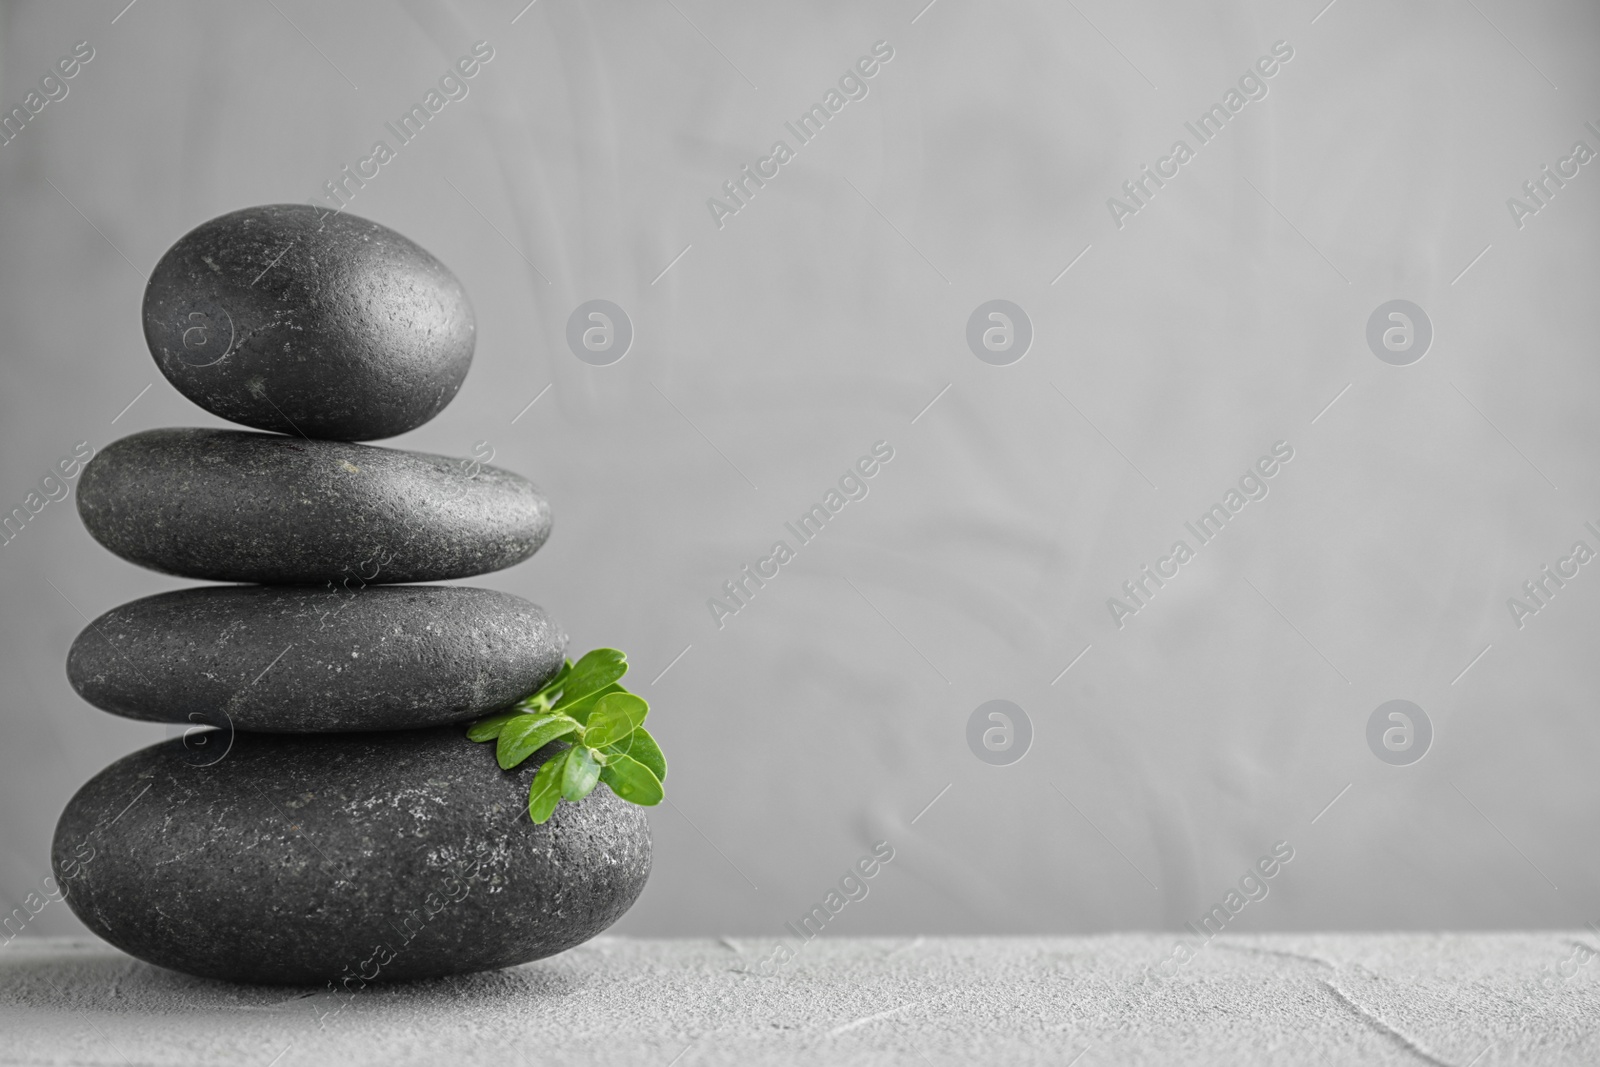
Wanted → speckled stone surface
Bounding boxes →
[142,204,474,441]
[2,935,1597,1065]
[51,729,651,985]
[77,428,552,583]
[66,585,566,733]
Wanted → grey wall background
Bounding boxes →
[1,0,1597,942]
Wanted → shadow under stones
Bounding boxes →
[0,942,582,1015]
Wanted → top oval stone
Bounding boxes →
[143,204,474,440]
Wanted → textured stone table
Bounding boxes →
[1,934,1594,1065]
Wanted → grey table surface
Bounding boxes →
[0,934,1594,1066]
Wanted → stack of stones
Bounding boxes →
[51,205,650,986]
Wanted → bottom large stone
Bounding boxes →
[52,729,651,985]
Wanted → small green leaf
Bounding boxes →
[466,710,523,743]
[556,681,625,725]
[583,693,649,747]
[496,714,578,770]
[605,727,667,783]
[599,753,664,806]
[562,746,603,801]
[516,659,572,712]
[552,649,628,713]
[528,750,567,823]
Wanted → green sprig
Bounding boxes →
[466,649,666,823]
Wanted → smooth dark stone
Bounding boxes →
[77,428,551,583]
[143,204,474,440]
[53,729,651,985]
[67,586,566,733]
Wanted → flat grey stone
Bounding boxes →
[77,428,552,583]
[143,204,474,441]
[66,585,566,733]
[52,729,651,985]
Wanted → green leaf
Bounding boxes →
[552,649,628,713]
[544,658,575,692]
[466,709,524,743]
[516,659,572,712]
[583,693,649,747]
[496,714,578,770]
[599,753,664,807]
[556,681,625,726]
[562,746,603,801]
[605,727,666,783]
[528,750,567,824]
